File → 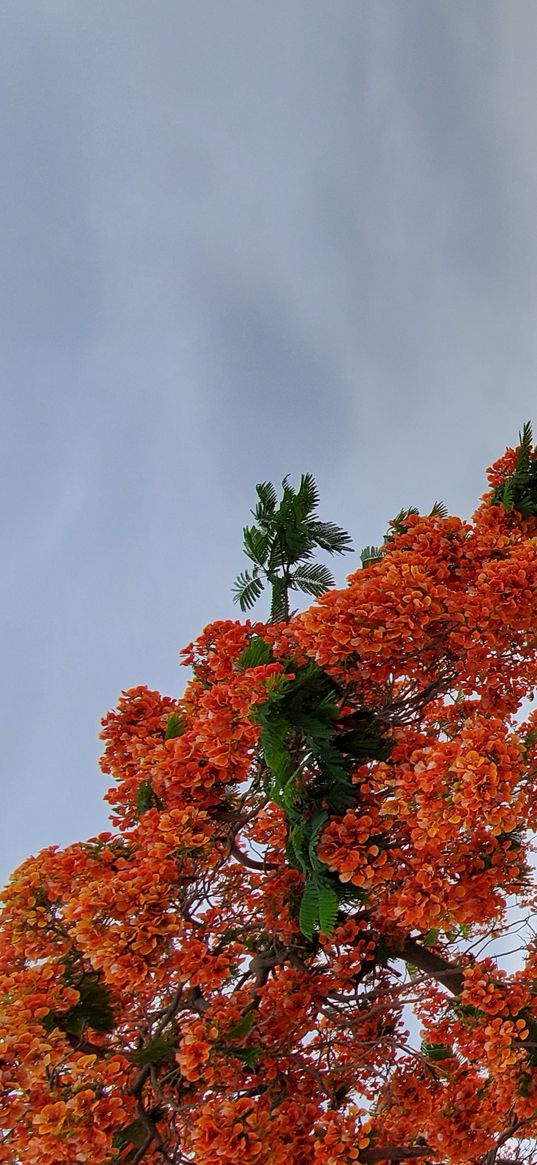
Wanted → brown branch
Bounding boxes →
[128,983,186,1097]
[131,1133,153,1165]
[400,937,465,996]
[230,843,278,871]
[400,938,537,1047]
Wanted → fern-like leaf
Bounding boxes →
[164,712,185,740]
[299,877,320,939]
[430,500,448,518]
[131,1035,175,1067]
[236,636,273,671]
[294,472,320,519]
[290,562,335,596]
[306,519,353,555]
[360,545,381,568]
[253,481,278,522]
[242,525,269,567]
[232,570,264,611]
[318,884,339,936]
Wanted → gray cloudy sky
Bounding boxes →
[3,1,537,884]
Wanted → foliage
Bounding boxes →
[490,420,537,516]
[232,473,352,620]
[6,429,537,1163]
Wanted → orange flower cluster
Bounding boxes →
[6,438,537,1163]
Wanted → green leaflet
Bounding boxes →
[308,811,328,869]
[236,636,273,671]
[44,973,115,1037]
[318,884,339,935]
[232,570,264,611]
[112,1120,148,1150]
[491,421,537,517]
[360,544,382,568]
[286,824,308,874]
[289,562,336,597]
[136,779,162,816]
[164,711,185,740]
[226,1012,256,1040]
[252,657,392,940]
[422,928,440,948]
[299,877,321,941]
[421,1042,454,1062]
[231,1045,262,1069]
[131,1034,175,1066]
[232,473,352,620]
[298,878,339,939]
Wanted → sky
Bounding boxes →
[3,1,537,885]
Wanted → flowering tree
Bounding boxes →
[7,430,537,1164]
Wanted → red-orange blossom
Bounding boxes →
[4,435,537,1163]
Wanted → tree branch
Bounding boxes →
[400,937,537,1047]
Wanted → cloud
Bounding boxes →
[3,2,537,881]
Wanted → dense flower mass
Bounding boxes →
[6,436,537,1163]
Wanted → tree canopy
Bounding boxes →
[4,429,537,1163]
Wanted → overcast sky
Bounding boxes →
[3,1,537,884]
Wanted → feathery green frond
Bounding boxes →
[233,474,352,620]
[290,562,335,596]
[232,570,264,611]
[491,421,537,517]
[299,877,320,940]
[294,472,320,518]
[242,525,269,567]
[236,636,273,671]
[305,519,353,555]
[318,884,339,936]
[360,545,382,568]
[253,480,278,521]
[164,712,185,740]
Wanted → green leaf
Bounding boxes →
[226,1012,256,1040]
[501,478,515,509]
[286,823,308,873]
[112,1120,148,1150]
[243,525,269,567]
[421,1042,454,1062]
[164,712,185,740]
[430,500,448,519]
[131,1034,175,1066]
[261,733,294,788]
[52,974,115,1037]
[294,472,320,519]
[307,810,328,869]
[517,495,536,517]
[334,728,392,762]
[318,884,339,936]
[386,506,419,539]
[517,421,533,463]
[232,1045,261,1069]
[236,636,273,671]
[232,570,264,611]
[290,562,335,597]
[423,928,439,947]
[305,519,353,556]
[253,480,278,521]
[299,877,320,940]
[269,577,290,623]
[524,728,537,752]
[360,545,381,568]
[136,779,161,816]
[233,474,351,620]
